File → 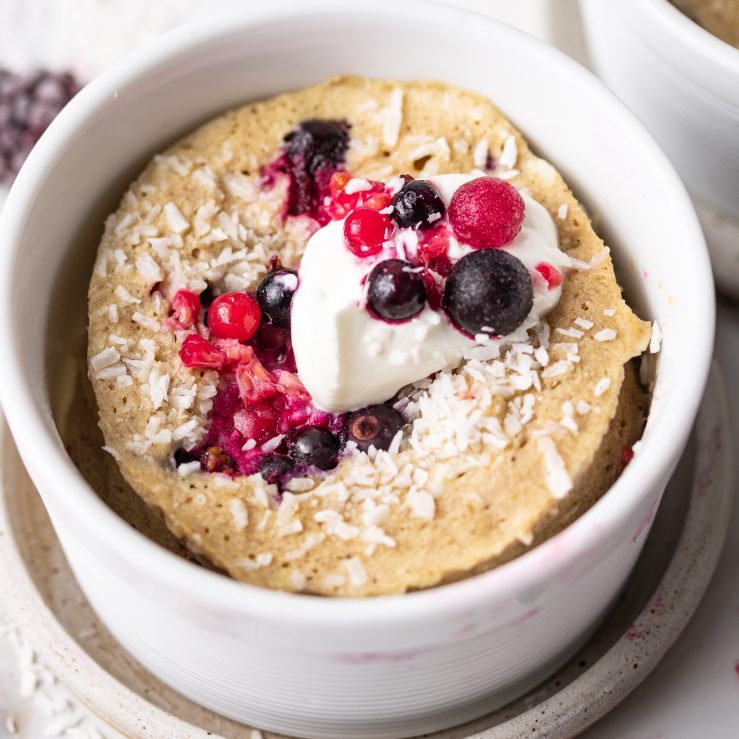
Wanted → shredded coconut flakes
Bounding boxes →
[498,135,518,169]
[537,436,573,498]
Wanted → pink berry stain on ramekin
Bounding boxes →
[696,424,723,497]
[335,650,419,665]
[632,497,661,544]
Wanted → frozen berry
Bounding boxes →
[281,118,350,219]
[366,259,426,322]
[443,249,533,336]
[344,207,393,258]
[535,262,563,289]
[344,405,404,452]
[287,426,341,470]
[284,119,349,175]
[207,292,261,341]
[417,224,451,263]
[392,180,445,229]
[0,69,80,183]
[325,172,385,221]
[448,177,525,248]
[168,289,200,330]
[179,334,227,368]
[235,402,279,443]
[258,454,295,484]
[256,269,298,329]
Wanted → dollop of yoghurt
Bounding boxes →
[291,173,570,412]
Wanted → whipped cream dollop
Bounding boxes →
[291,173,570,412]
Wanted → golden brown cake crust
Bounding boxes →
[673,0,739,46]
[87,77,651,596]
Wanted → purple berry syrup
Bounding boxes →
[261,118,350,225]
[195,324,344,478]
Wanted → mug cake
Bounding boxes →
[85,77,652,596]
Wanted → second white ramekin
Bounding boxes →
[580,0,739,222]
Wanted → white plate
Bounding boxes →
[0,363,731,739]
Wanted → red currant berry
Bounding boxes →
[448,177,525,249]
[364,192,392,211]
[207,292,261,341]
[535,262,563,289]
[168,289,200,329]
[179,334,227,368]
[344,207,393,258]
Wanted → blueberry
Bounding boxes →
[287,427,341,471]
[392,179,446,229]
[366,259,426,323]
[284,119,349,174]
[344,405,405,453]
[258,454,295,485]
[442,249,533,337]
[281,118,350,218]
[256,268,299,329]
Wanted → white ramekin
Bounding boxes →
[580,0,739,222]
[0,3,714,737]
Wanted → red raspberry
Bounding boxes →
[234,403,279,444]
[235,356,281,404]
[344,207,393,258]
[213,338,255,365]
[167,289,200,330]
[179,334,227,368]
[365,192,392,211]
[448,177,525,249]
[417,225,450,263]
[535,262,563,289]
[207,292,261,341]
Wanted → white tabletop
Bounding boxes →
[0,1,737,737]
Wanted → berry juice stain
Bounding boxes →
[190,326,345,481]
[261,118,350,225]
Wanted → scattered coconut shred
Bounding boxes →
[0,620,111,738]
[87,78,653,595]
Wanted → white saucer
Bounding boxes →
[0,364,731,739]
